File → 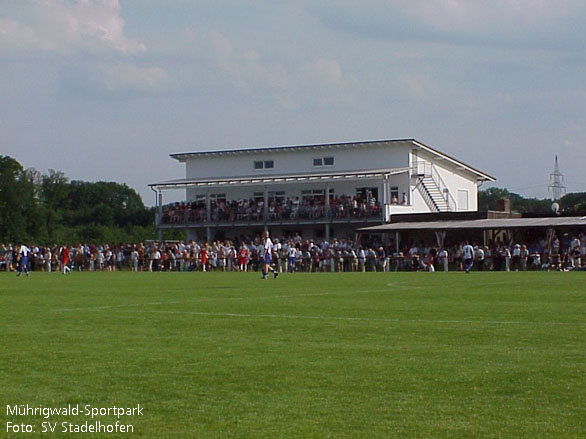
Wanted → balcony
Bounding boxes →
[159,197,385,228]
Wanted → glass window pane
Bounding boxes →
[324,157,334,166]
[313,158,322,166]
[254,161,263,169]
[264,160,274,168]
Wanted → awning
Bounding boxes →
[150,167,409,190]
[360,216,586,232]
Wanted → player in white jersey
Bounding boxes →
[17,244,30,277]
[287,245,297,273]
[259,231,278,279]
[462,241,475,274]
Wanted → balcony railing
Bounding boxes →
[160,202,383,226]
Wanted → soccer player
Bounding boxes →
[462,241,475,274]
[259,231,278,279]
[16,243,30,277]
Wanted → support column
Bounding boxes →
[263,185,269,228]
[157,191,163,242]
[395,231,400,272]
[325,183,330,241]
[206,189,211,242]
[382,175,389,223]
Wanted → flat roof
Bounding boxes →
[360,217,586,232]
[169,138,495,182]
[150,167,409,190]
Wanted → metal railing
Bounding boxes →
[411,161,457,211]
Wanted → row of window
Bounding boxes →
[253,157,335,170]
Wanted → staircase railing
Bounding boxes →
[411,161,457,211]
[415,178,439,212]
[430,163,457,211]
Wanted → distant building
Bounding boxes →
[150,139,495,241]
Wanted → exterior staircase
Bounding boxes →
[417,176,450,212]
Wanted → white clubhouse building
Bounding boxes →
[150,139,495,241]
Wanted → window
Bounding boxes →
[458,190,469,211]
[253,191,285,202]
[313,156,334,167]
[195,194,226,202]
[301,189,334,200]
[254,160,274,170]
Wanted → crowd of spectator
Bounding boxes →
[161,193,384,225]
[2,231,584,274]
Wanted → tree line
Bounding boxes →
[478,187,586,215]
[0,155,155,244]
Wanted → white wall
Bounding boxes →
[185,141,411,179]
[412,149,480,212]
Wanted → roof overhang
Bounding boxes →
[360,217,586,232]
[169,139,415,162]
[150,167,409,191]
[411,140,495,182]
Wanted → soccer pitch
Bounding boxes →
[1,272,584,438]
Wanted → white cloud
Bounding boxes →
[0,0,145,54]
[98,63,168,91]
[206,31,342,96]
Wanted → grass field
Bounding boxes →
[1,271,584,438]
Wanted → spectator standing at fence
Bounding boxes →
[358,247,366,272]
[502,246,511,272]
[60,246,71,274]
[476,246,485,271]
[131,247,139,272]
[237,244,249,272]
[377,246,388,272]
[43,247,52,272]
[439,248,449,272]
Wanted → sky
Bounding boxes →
[1,0,585,206]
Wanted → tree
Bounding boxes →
[560,192,586,215]
[478,187,551,214]
[0,156,38,242]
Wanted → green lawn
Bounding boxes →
[1,272,584,438]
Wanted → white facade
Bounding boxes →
[151,139,494,240]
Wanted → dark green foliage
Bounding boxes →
[0,155,156,244]
[479,187,556,213]
[560,192,586,215]
[479,187,586,215]
[0,156,41,242]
